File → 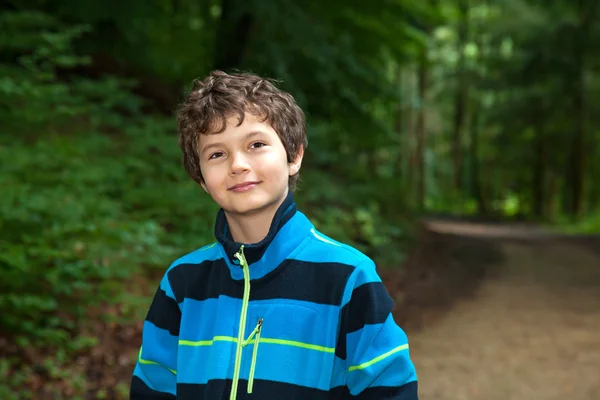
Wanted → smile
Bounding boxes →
[228,181,260,192]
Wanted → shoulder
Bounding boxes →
[303,228,387,300]
[167,242,221,273]
[302,227,380,291]
[304,227,370,264]
[304,227,375,270]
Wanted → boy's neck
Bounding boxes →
[224,191,289,245]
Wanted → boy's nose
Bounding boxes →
[229,152,251,175]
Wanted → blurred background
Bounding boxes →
[1,0,599,399]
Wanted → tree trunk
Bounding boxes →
[566,0,597,218]
[469,101,486,215]
[415,50,428,210]
[213,0,254,71]
[394,68,405,180]
[548,173,560,220]
[451,0,470,192]
[407,66,417,201]
[567,48,585,218]
[532,111,546,218]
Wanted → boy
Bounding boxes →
[130,71,418,399]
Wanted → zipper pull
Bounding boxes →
[248,318,263,394]
[243,318,263,347]
[234,245,247,268]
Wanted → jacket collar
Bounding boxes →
[214,191,312,280]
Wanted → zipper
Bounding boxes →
[245,318,263,394]
[230,245,252,400]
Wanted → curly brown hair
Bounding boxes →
[176,70,308,191]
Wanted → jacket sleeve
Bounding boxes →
[335,259,418,399]
[130,272,181,399]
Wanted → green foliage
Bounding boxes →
[0,13,413,397]
[0,354,88,399]
[2,135,158,342]
[299,168,411,266]
[0,11,144,134]
[552,212,600,235]
[0,11,146,351]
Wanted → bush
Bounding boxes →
[0,10,216,351]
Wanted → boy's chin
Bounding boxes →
[223,192,285,217]
[223,198,274,216]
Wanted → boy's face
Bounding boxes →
[198,112,303,216]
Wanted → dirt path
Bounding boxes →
[406,221,600,400]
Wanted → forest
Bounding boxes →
[1,0,598,398]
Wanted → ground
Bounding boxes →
[387,220,600,400]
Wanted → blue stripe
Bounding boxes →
[247,340,335,390]
[177,338,338,390]
[178,341,236,383]
[352,260,383,287]
[169,242,221,268]
[346,321,387,365]
[246,299,340,348]
[369,358,418,388]
[180,296,239,340]
[346,318,413,391]
[292,235,369,267]
[330,356,347,388]
[159,274,177,301]
[180,297,340,348]
[347,316,408,368]
[142,321,179,369]
[342,261,384,306]
[133,362,176,395]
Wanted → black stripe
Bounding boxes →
[344,282,394,332]
[252,260,353,305]
[145,287,182,336]
[167,259,239,303]
[335,282,394,360]
[168,259,354,306]
[330,380,418,399]
[177,379,331,400]
[130,375,176,400]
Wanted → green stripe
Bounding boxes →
[259,338,334,353]
[138,346,177,375]
[179,335,334,353]
[139,358,177,375]
[201,242,217,251]
[179,336,237,346]
[348,344,409,372]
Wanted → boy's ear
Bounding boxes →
[289,145,304,176]
[200,180,209,193]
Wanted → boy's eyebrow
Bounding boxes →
[201,130,267,154]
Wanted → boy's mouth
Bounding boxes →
[228,181,261,192]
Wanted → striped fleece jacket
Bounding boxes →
[130,192,418,399]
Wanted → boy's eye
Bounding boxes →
[209,152,224,159]
[250,142,266,149]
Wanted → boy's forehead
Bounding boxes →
[198,115,276,147]
[203,113,272,136]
